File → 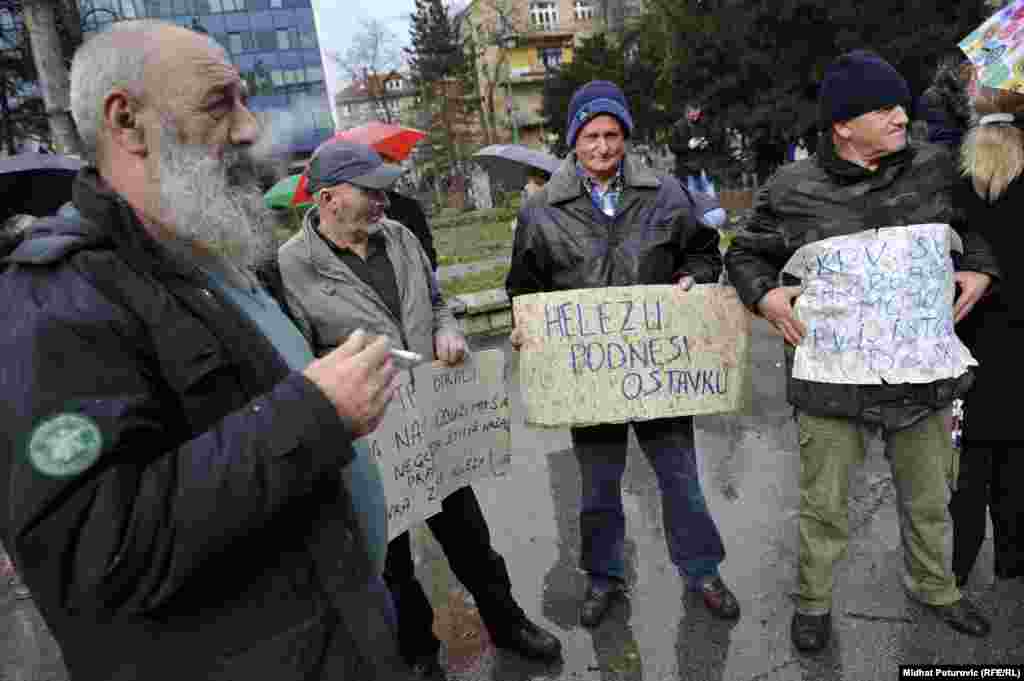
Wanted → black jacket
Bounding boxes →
[506,154,721,299]
[0,170,409,680]
[386,191,437,271]
[726,137,1000,426]
[954,176,1023,443]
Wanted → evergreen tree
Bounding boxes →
[406,0,463,85]
[406,0,479,196]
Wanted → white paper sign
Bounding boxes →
[364,349,511,540]
[782,224,977,384]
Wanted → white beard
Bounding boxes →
[154,126,277,277]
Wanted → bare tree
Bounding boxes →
[458,0,524,145]
[334,18,402,124]
[21,0,79,154]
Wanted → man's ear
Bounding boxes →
[104,90,146,155]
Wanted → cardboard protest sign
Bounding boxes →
[782,224,977,385]
[363,349,511,540]
[513,285,752,428]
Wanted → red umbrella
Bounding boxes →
[332,122,426,162]
[289,123,426,207]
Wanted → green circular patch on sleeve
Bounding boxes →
[28,413,104,477]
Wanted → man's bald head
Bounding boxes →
[70,20,226,162]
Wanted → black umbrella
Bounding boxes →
[472,144,561,192]
[0,153,84,224]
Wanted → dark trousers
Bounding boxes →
[951,444,1024,582]
[383,485,521,663]
[570,416,725,585]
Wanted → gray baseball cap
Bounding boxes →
[305,140,404,193]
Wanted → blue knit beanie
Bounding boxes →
[566,80,635,148]
[818,51,910,130]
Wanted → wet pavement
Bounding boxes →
[2,318,1022,680]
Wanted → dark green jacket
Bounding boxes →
[725,137,1000,427]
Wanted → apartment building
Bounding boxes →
[459,0,642,148]
[334,70,419,130]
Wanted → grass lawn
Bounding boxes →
[434,217,514,268]
[440,264,510,298]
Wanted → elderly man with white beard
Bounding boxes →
[0,20,420,681]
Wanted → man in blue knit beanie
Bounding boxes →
[508,80,740,628]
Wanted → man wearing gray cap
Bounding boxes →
[279,140,562,680]
[726,50,998,653]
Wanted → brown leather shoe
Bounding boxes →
[698,577,740,620]
[791,611,831,652]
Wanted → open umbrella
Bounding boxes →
[331,122,427,162]
[0,153,84,224]
[264,174,314,210]
[472,144,561,192]
[262,123,426,210]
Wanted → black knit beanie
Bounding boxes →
[818,51,911,130]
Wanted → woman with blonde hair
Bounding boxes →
[952,82,1024,586]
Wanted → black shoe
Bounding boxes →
[697,577,741,620]
[491,617,563,661]
[409,653,447,681]
[791,611,831,653]
[923,598,991,637]
[580,580,623,628]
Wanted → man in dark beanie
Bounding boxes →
[726,50,998,653]
[507,80,738,628]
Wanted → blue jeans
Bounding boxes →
[570,416,725,588]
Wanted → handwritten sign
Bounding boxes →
[782,224,977,384]
[512,285,752,428]
[364,349,511,540]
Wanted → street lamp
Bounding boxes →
[498,29,519,145]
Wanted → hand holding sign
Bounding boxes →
[756,286,806,346]
[953,270,993,323]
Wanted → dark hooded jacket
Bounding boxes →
[0,169,411,681]
[725,137,1000,428]
[506,153,721,299]
[917,58,973,149]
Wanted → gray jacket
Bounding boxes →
[278,210,460,359]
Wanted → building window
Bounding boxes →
[529,1,558,29]
[574,0,594,21]
[305,66,323,82]
[539,47,561,70]
[228,31,243,53]
[0,10,20,52]
[276,26,299,49]
[208,0,244,12]
[254,30,276,51]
